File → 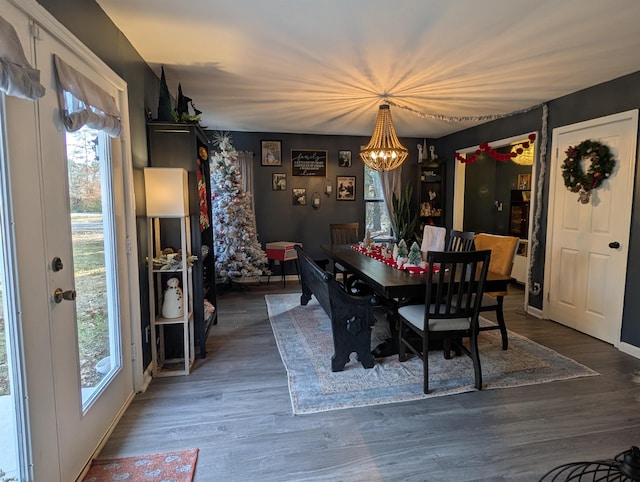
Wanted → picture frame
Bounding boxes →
[338,150,352,167]
[272,173,286,191]
[336,176,356,201]
[517,173,531,190]
[261,140,282,166]
[292,188,307,205]
[291,149,327,176]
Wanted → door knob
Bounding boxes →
[608,241,621,249]
[53,288,76,303]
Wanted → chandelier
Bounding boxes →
[360,104,408,172]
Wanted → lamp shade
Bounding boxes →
[359,104,408,172]
[144,167,189,217]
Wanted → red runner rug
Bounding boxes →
[82,448,198,481]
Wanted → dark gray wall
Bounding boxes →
[434,71,640,347]
[464,153,532,234]
[37,0,640,348]
[225,132,423,264]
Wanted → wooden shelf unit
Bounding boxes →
[419,162,445,228]
[147,215,195,376]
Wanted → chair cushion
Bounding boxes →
[398,304,471,331]
[473,233,519,276]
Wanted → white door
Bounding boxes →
[32,25,135,481]
[545,110,638,345]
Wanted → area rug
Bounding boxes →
[266,293,599,415]
[82,448,198,482]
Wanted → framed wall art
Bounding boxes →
[517,173,531,190]
[338,150,352,167]
[272,173,286,191]
[261,140,282,166]
[292,188,307,205]
[291,149,327,176]
[336,176,355,201]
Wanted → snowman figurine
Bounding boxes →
[162,277,183,318]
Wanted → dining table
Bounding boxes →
[321,243,513,357]
[321,244,512,301]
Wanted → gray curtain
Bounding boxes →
[236,150,256,218]
[379,167,403,234]
[0,15,45,100]
[53,55,121,136]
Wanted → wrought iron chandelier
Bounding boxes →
[359,104,408,172]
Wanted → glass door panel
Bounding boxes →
[65,127,121,409]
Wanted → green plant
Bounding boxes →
[392,184,420,243]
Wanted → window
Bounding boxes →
[364,166,392,239]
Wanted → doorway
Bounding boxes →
[453,132,537,304]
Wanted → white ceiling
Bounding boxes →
[96,0,640,138]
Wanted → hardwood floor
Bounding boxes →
[99,281,640,481]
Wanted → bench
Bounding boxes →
[295,245,376,372]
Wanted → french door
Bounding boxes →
[1,1,140,479]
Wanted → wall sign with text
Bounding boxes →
[291,149,327,176]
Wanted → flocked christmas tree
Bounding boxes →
[210,132,270,281]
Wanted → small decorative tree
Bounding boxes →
[408,241,422,265]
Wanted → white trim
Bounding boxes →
[619,342,640,360]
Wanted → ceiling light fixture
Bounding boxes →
[359,104,408,172]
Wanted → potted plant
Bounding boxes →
[392,185,420,243]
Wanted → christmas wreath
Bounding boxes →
[561,139,616,202]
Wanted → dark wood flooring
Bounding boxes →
[98,281,640,481]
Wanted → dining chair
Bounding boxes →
[473,233,520,350]
[420,224,446,254]
[330,222,360,245]
[397,249,491,393]
[447,229,475,252]
[329,223,361,286]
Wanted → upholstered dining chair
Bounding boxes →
[472,233,520,350]
[329,223,361,285]
[447,229,475,252]
[420,225,446,254]
[397,249,491,393]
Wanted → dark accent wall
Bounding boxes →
[434,71,640,348]
[37,0,640,349]
[463,153,532,235]
[224,132,422,264]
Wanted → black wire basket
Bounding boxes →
[539,446,640,481]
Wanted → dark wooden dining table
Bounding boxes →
[321,244,512,301]
[321,243,513,357]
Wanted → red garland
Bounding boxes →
[455,133,536,164]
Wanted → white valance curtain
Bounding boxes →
[0,15,45,100]
[53,54,121,137]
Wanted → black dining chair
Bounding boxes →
[447,229,475,252]
[397,249,491,393]
[329,223,360,285]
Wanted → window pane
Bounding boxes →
[65,127,120,409]
[364,166,384,200]
[365,201,392,239]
